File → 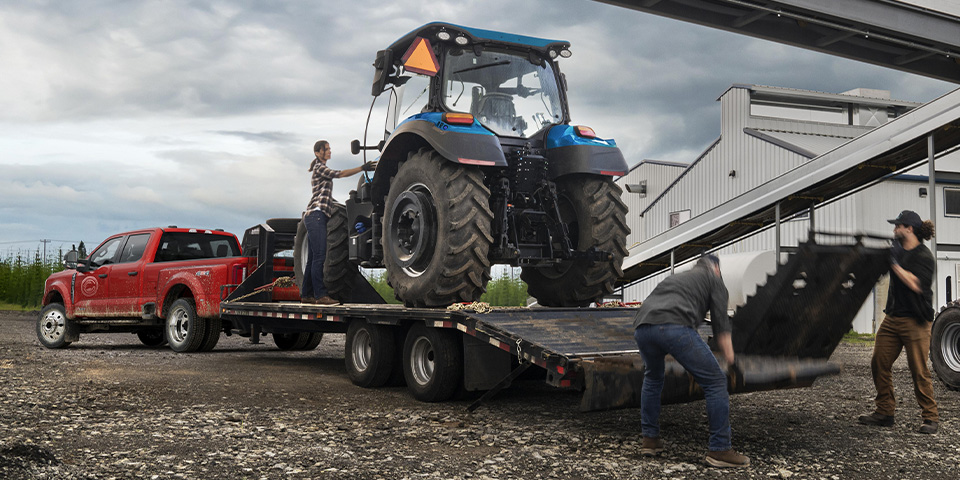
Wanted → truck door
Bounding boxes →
[110,233,151,316]
[73,235,125,317]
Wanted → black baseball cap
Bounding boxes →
[888,210,922,229]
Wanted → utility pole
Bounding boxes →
[40,239,51,263]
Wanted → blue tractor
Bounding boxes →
[345,22,629,307]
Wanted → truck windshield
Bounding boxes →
[442,48,563,138]
[154,232,240,263]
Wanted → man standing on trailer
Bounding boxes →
[858,209,939,434]
[301,140,375,305]
[633,254,750,468]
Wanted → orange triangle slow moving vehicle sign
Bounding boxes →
[401,37,440,77]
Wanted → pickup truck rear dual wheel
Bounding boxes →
[932,304,960,390]
[198,317,221,352]
[402,323,462,402]
[521,175,629,307]
[345,320,397,388]
[384,148,493,307]
[293,204,364,302]
[136,330,166,347]
[165,298,205,353]
[37,303,78,349]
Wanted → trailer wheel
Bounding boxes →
[932,304,960,391]
[197,317,221,352]
[345,321,396,387]
[37,303,78,349]
[301,332,324,350]
[521,175,628,307]
[293,204,363,302]
[136,330,166,347]
[384,148,493,307]
[273,332,310,350]
[165,298,204,353]
[402,324,462,402]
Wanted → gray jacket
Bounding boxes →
[633,263,732,335]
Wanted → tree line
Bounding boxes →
[0,249,65,308]
[365,269,529,306]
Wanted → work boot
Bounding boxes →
[640,437,664,457]
[705,449,750,468]
[301,297,317,304]
[918,420,939,434]
[858,412,894,427]
[317,296,339,305]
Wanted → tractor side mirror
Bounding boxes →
[63,250,79,270]
[377,140,386,152]
[351,139,362,155]
[371,49,394,97]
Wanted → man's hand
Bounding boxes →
[362,161,378,172]
[717,332,735,366]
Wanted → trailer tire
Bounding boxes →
[274,332,310,351]
[37,303,78,349]
[165,298,204,353]
[345,321,397,387]
[402,324,462,402]
[932,304,960,391]
[293,205,362,302]
[521,175,628,307]
[384,148,493,307]
[136,330,166,347]
[197,317,221,352]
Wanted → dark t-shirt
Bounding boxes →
[633,264,731,335]
[885,243,935,322]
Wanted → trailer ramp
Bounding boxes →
[580,238,888,412]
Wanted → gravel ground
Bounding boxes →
[1,310,958,479]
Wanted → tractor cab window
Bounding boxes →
[442,48,563,138]
[386,70,432,134]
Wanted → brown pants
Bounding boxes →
[871,314,938,421]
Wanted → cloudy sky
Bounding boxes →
[1,0,954,257]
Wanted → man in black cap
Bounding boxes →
[859,210,939,434]
[633,254,749,468]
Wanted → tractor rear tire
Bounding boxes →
[521,175,628,307]
[932,303,960,391]
[383,148,493,307]
[293,204,362,302]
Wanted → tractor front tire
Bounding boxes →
[522,175,629,307]
[383,148,493,307]
[293,204,362,302]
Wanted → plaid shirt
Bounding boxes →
[306,159,342,216]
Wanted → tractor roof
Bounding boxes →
[387,22,570,57]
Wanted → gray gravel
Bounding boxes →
[1,310,958,479]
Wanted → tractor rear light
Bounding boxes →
[575,125,596,138]
[560,48,572,58]
[455,35,469,46]
[443,113,474,125]
[549,49,559,59]
[437,31,451,41]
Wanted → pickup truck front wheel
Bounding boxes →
[165,298,205,353]
[37,303,78,349]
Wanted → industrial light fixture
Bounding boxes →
[729,169,737,178]
[920,187,928,198]
[625,181,647,196]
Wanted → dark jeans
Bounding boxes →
[300,210,328,299]
[634,324,732,451]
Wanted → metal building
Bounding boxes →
[617,83,960,333]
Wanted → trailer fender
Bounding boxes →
[373,114,507,201]
[545,125,628,179]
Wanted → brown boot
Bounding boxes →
[705,449,750,468]
[858,412,894,427]
[301,297,317,304]
[918,420,939,434]
[316,295,339,305]
[640,437,664,457]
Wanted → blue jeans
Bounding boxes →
[634,324,732,451]
[300,210,329,299]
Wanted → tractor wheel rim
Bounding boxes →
[409,336,435,386]
[41,310,65,340]
[352,329,372,372]
[943,322,960,371]
[388,185,436,277]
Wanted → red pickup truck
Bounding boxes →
[38,227,256,352]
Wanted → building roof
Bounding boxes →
[720,84,922,109]
[623,158,689,175]
[743,128,856,158]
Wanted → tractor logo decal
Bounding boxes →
[80,276,99,297]
[401,37,440,76]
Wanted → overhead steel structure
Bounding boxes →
[596,0,960,83]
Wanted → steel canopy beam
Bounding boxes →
[595,0,960,83]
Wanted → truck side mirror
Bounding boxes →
[351,139,362,155]
[76,259,92,273]
[371,49,394,97]
[63,250,79,269]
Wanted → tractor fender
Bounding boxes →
[372,114,507,201]
[544,125,628,179]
